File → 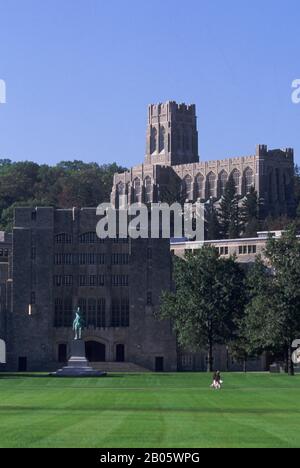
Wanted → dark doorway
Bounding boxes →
[155,357,164,372]
[85,341,106,362]
[116,344,125,362]
[58,344,67,363]
[18,357,27,372]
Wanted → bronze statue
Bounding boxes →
[73,307,84,340]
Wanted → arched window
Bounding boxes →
[55,233,72,244]
[207,172,216,198]
[195,173,204,199]
[244,168,254,194]
[150,127,157,153]
[79,232,103,244]
[159,126,165,152]
[144,177,152,203]
[182,175,193,201]
[231,169,241,193]
[219,170,228,197]
[116,182,126,208]
[133,178,141,203]
[117,182,125,196]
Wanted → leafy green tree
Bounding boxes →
[243,228,300,375]
[159,246,245,371]
[0,160,127,231]
[240,187,261,237]
[264,226,300,375]
[242,259,278,355]
[218,174,240,239]
[205,200,221,240]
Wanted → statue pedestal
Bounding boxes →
[50,340,106,377]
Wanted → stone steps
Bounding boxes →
[90,361,151,373]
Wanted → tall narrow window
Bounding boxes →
[64,298,73,327]
[182,175,193,201]
[54,298,63,327]
[97,298,106,328]
[150,127,157,153]
[111,298,120,327]
[159,126,165,152]
[121,298,129,326]
[88,299,97,327]
[244,168,254,194]
[116,182,125,208]
[207,172,216,198]
[195,174,204,199]
[133,178,141,203]
[231,170,240,194]
[219,171,228,197]
[144,177,152,203]
[111,298,129,327]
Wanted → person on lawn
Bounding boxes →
[211,370,223,390]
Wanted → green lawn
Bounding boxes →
[0,372,299,448]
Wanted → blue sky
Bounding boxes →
[0,0,299,166]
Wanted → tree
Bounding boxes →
[240,187,261,237]
[243,228,300,376]
[264,226,300,375]
[219,175,240,239]
[242,259,278,358]
[0,160,127,231]
[159,246,245,371]
[205,199,221,240]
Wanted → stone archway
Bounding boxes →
[85,341,106,362]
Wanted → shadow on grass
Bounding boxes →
[0,373,51,379]
[0,373,136,380]
[0,372,171,380]
[0,405,299,415]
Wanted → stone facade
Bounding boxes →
[111,101,295,218]
[6,207,177,372]
[0,232,12,341]
[170,231,282,263]
[1,212,273,373]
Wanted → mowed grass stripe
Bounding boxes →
[0,373,300,448]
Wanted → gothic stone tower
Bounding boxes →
[144,101,199,166]
[112,101,295,219]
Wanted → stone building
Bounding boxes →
[6,207,177,372]
[111,101,295,218]
[0,232,12,346]
[2,211,274,373]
